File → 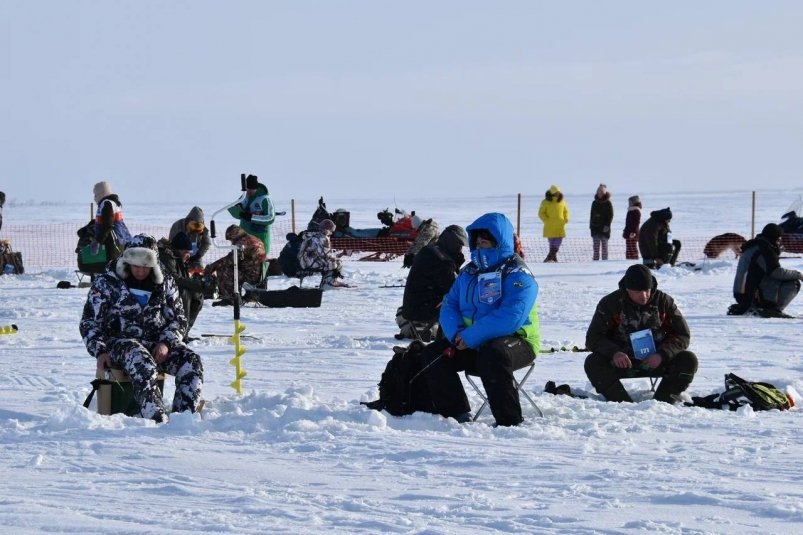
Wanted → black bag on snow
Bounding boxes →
[363,339,470,418]
[362,340,432,416]
[691,373,792,411]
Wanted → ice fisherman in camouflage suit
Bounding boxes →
[584,264,698,403]
[402,215,440,268]
[80,234,204,422]
[297,219,347,287]
[205,224,266,301]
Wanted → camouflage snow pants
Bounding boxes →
[108,338,204,421]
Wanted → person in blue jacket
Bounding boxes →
[435,212,541,426]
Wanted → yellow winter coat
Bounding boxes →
[538,186,570,238]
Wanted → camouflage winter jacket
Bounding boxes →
[585,274,690,363]
[297,230,337,271]
[80,262,187,358]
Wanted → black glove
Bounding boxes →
[240,211,253,221]
[402,253,414,268]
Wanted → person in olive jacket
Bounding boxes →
[584,264,698,403]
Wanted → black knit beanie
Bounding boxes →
[623,264,653,291]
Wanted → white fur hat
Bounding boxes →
[93,181,113,204]
[116,234,163,283]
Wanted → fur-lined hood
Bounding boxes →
[115,234,164,284]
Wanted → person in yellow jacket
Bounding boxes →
[538,184,570,262]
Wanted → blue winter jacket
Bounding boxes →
[439,212,540,352]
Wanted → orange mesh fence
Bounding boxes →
[0,220,295,271]
[1,220,751,271]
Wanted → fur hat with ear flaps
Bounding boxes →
[93,181,113,204]
[116,234,163,283]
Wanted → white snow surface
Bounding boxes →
[1,193,803,534]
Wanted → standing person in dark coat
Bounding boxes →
[623,195,642,260]
[589,184,614,261]
[80,234,204,422]
[395,225,468,341]
[168,206,212,270]
[638,207,680,268]
[584,264,698,403]
[730,223,803,318]
[158,232,212,339]
[0,191,5,232]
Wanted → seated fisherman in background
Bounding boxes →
[730,223,803,318]
[638,207,680,269]
[79,234,204,422]
[402,214,440,268]
[168,206,212,270]
[158,232,214,340]
[206,225,266,305]
[584,264,698,403]
[395,224,467,341]
[298,219,348,288]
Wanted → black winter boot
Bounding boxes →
[653,351,698,402]
[600,381,633,403]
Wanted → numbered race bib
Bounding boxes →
[478,271,502,304]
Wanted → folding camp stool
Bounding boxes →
[74,270,93,288]
[625,375,659,393]
[94,368,166,416]
[650,377,659,392]
[409,321,437,343]
[464,361,543,421]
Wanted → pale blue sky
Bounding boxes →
[2,1,803,204]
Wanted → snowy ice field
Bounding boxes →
[1,191,803,534]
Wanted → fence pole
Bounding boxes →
[90,203,94,220]
[291,199,296,234]
[516,193,522,236]
[751,191,756,239]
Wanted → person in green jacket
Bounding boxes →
[228,174,276,254]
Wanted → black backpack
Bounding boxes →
[278,231,306,278]
[362,341,429,416]
[691,373,792,411]
[363,339,470,418]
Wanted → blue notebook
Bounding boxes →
[629,329,656,360]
